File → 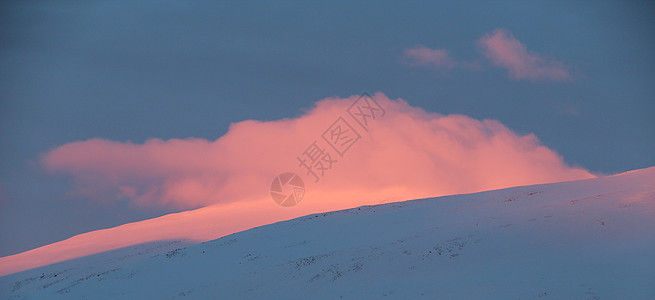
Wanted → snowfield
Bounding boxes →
[1,167,654,299]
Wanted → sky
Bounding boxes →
[1,1,654,258]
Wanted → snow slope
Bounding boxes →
[1,167,654,299]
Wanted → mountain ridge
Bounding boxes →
[1,166,653,298]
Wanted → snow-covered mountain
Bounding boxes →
[1,167,654,299]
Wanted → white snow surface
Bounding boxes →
[1,167,654,299]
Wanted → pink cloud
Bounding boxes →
[478,29,572,81]
[42,93,593,210]
[404,46,457,68]
[0,92,597,276]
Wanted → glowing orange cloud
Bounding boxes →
[42,93,593,210]
[1,92,596,276]
[478,29,572,81]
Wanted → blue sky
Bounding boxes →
[1,0,654,256]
